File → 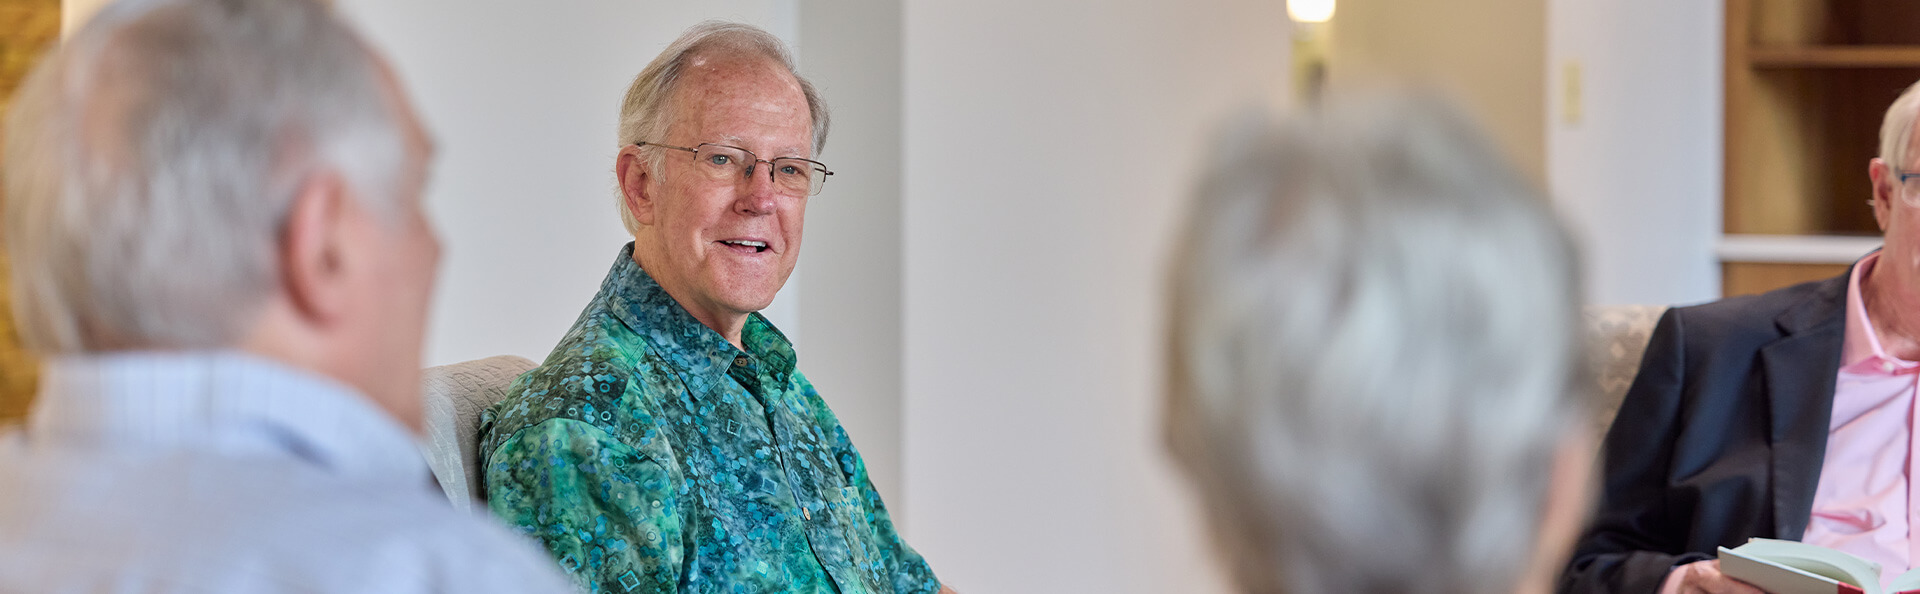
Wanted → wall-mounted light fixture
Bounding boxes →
[1287,0,1334,105]
[1287,0,1334,23]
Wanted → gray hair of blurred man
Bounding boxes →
[4,0,406,353]
[1880,80,1920,171]
[1165,96,1588,594]
[613,20,831,235]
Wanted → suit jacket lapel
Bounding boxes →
[1761,273,1848,540]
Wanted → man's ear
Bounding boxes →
[1871,158,1896,232]
[280,170,351,327]
[617,145,658,226]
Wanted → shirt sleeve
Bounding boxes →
[794,373,942,594]
[486,418,683,594]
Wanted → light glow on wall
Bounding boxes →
[1287,0,1334,23]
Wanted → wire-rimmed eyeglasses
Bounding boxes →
[637,141,833,196]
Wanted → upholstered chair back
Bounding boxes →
[420,355,537,512]
[1584,305,1667,441]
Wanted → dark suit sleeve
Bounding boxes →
[1560,308,1714,594]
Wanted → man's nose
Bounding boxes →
[735,162,779,214]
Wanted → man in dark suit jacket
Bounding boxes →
[1564,78,1920,594]
[1560,272,1845,593]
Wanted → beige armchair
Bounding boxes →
[1584,305,1668,439]
[420,355,537,513]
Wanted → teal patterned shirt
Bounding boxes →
[480,245,939,594]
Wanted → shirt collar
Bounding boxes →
[600,243,797,385]
[25,350,430,483]
[1843,251,1918,374]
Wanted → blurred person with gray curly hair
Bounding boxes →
[1165,96,1595,594]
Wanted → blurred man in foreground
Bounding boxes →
[1564,80,1920,594]
[0,0,570,590]
[1165,96,1595,594]
[479,21,950,593]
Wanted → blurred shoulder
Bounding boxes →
[0,455,573,593]
[263,477,576,592]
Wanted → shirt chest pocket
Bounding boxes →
[820,485,885,594]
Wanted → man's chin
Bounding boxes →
[737,297,779,316]
[707,279,787,314]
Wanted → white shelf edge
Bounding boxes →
[1716,234,1882,264]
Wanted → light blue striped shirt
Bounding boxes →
[0,351,575,593]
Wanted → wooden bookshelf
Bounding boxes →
[1724,262,1852,297]
[1716,234,1877,296]
[1722,0,1918,296]
[1750,47,1920,68]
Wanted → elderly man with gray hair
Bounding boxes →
[1566,79,1920,594]
[478,21,949,594]
[0,0,571,591]
[1164,97,1596,594]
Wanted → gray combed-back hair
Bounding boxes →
[4,0,405,353]
[1881,79,1920,172]
[1165,95,1588,594]
[613,20,830,235]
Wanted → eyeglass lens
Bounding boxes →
[693,144,827,196]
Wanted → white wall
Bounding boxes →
[332,0,801,368]
[794,0,909,512]
[900,1,1288,591]
[1547,0,1723,306]
[1331,0,1547,185]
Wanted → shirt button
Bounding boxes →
[1885,361,1898,373]
[735,356,750,366]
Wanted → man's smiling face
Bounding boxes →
[631,52,813,338]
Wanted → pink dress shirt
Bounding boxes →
[1803,251,1919,583]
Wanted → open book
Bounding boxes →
[1719,538,1920,594]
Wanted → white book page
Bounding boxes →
[1734,538,1882,590]
[1887,567,1920,593]
[1720,546,1869,594]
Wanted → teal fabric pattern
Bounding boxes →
[480,244,939,594]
